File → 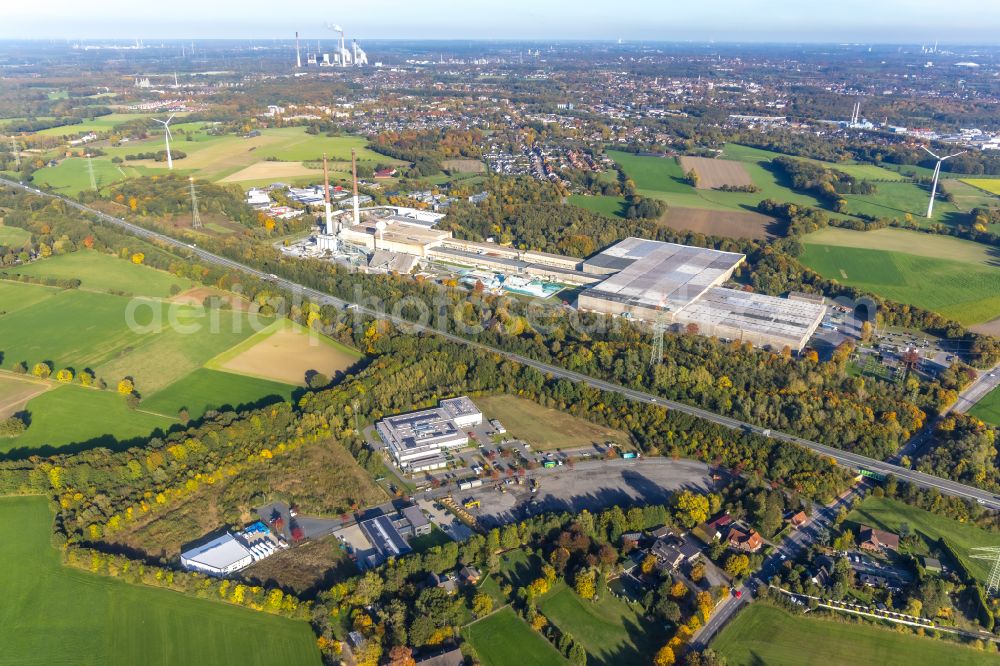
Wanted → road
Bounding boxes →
[691,483,868,649]
[6,177,1000,509]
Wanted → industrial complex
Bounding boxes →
[282,157,826,352]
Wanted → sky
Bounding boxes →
[4,0,1000,43]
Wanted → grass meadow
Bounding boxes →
[140,368,297,420]
[0,495,322,666]
[847,497,1000,583]
[463,607,567,666]
[12,251,194,297]
[712,603,997,666]
[475,394,632,451]
[799,238,1000,325]
[538,584,663,666]
[0,225,31,246]
[969,387,1000,427]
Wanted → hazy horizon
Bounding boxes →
[4,0,1000,45]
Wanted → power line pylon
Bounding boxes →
[86,154,97,191]
[650,311,668,366]
[970,547,1000,596]
[189,177,202,229]
[10,136,20,170]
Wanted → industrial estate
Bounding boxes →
[4,8,1000,666]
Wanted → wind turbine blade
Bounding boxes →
[167,113,175,124]
[920,145,939,160]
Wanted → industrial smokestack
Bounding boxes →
[323,153,333,235]
[295,32,301,68]
[351,149,360,227]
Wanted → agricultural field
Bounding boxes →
[800,229,1000,325]
[32,112,166,137]
[840,181,965,227]
[568,194,629,219]
[463,607,568,666]
[442,159,487,173]
[139,368,296,420]
[0,495,322,666]
[475,394,632,451]
[847,497,1000,583]
[0,252,363,453]
[722,144,908,182]
[207,319,363,386]
[0,385,175,453]
[32,126,400,192]
[0,225,30,246]
[0,373,50,419]
[12,251,193,297]
[539,584,664,666]
[712,603,996,666]
[969,387,1000,427]
[677,156,753,189]
[961,178,1000,195]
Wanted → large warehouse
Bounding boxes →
[578,238,825,352]
[180,533,254,576]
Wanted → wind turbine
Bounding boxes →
[921,145,966,218]
[153,114,176,170]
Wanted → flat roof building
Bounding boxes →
[578,237,825,352]
[180,533,254,576]
[376,397,483,470]
[359,514,411,561]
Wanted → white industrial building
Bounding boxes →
[376,397,483,471]
[180,533,254,576]
[578,238,825,352]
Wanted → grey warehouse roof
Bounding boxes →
[583,238,745,312]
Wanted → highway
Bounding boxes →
[5,176,1000,510]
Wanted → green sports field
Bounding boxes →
[969,387,1000,427]
[0,495,321,666]
[799,234,1000,325]
[12,251,193,297]
[847,497,1000,584]
[538,584,663,666]
[463,607,567,666]
[712,604,997,666]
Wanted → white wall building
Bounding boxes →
[180,533,254,576]
[376,397,483,471]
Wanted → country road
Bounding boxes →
[5,177,1000,509]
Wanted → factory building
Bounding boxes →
[376,397,483,471]
[180,533,254,576]
[578,238,825,352]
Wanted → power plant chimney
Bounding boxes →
[295,32,301,68]
[322,153,334,235]
[351,149,360,227]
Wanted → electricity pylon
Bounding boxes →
[189,177,202,229]
[10,136,20,169]
[86,154,97,191]
[650,310,669,366]
[970,547,1000,596]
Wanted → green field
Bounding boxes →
[568,194,628,219]
[33,112,164,137]
[712,603,997,666]
[0,280,56,315]
[463,607,567,666]
[475,394,632,451]
[539,584,663,666]
[803,227,1000,266]
[847,497,1000,584]
[0,495,321,666]
[969,387,1000,427]
[141,367,296,420]
[33,126,398,193]
[722,144,908,182]
[799,239,1000,325]
[13,251,193,297]
[1,385,175,453]
[840,181,965,227]
[0,225,30,246]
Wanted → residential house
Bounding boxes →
[789,511,809,528]
[727,528,763,553]
[693,514,732,544]
[858,525,899,553]
[427,572,457,595]
[458,565,482,586]
[415,647,465,666]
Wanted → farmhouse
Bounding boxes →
[180,533,254,576]
[376,397,483,471]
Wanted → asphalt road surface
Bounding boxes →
[6,177,1000,509]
